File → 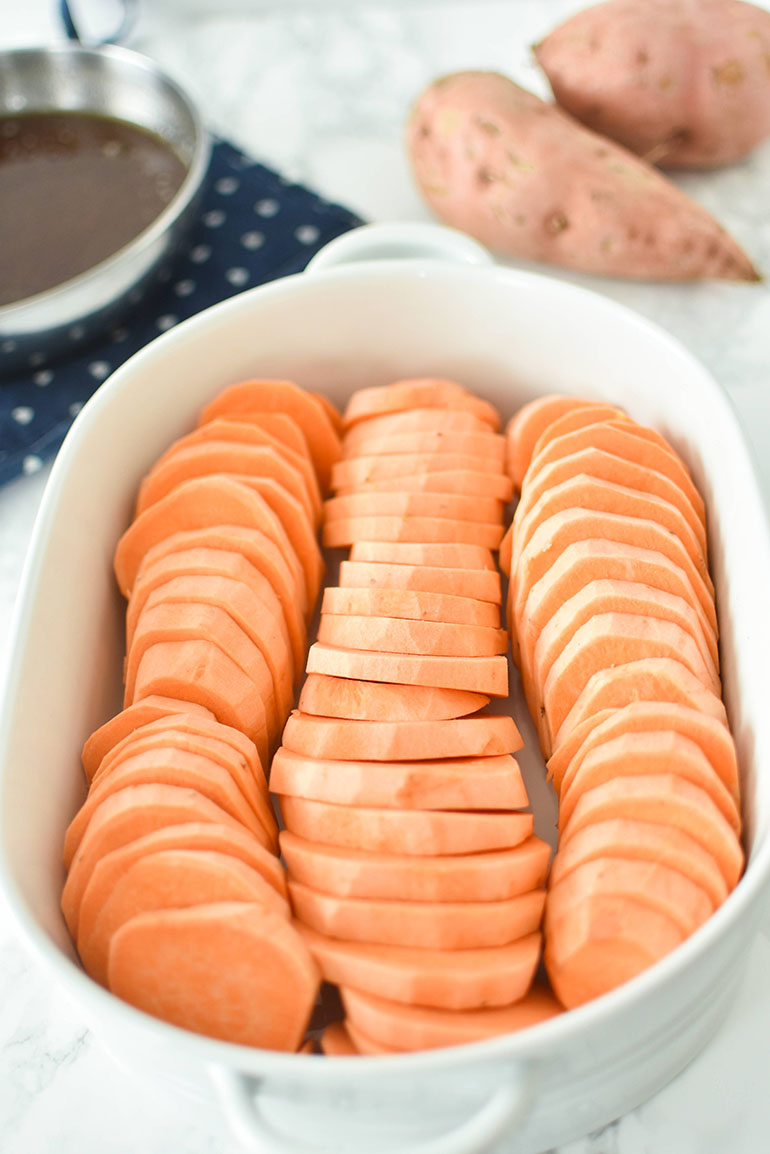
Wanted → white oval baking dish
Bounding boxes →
[1,223,769,1154]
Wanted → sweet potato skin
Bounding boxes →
[406,70,758,281]
[535,0,770,169]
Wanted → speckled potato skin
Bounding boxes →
[407,71,759,281]
[535,0,770,169]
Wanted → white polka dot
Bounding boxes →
[254,198,279,218]
[215,176,239,195]
[33,369,53,386]
[174,278,196,297]
[22,455,42,475]
[69,401,83,418]
[295,224,320,245]
[156,314,178,331]
[1,339,17,353]
[69,325,86,341]
[12,405,34,426]
[189,244,212,264]
[225,267,249,288]
[241,230,265,251]
[88,361,110,380]
[203,209,226,228]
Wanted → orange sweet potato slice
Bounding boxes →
[81,698,215,783]
[323,515,505,551]
[197,379,341,493]
[560,774,744,890]
[113,475,306,611]
[554,657,728,748]
[108,902,320,1049]
[553,701,740,807]
[349,541,496,570]
[131,638,270,763]
[289,880,545,950]
[279,830,551,903]
[60,784,252,936]
[540,613,720,751]
[76,820,287,952]
[320,586,500,628]
[63,747,274,869]
[342,407,494,452]
[305,643,509,696]
[341,984,562,1051]
[80,848,290,985]
[558,730,740,836]
[280,712,523,762]
[544,893,684,1009]
[320,1022,361,1056]
[341,430,505,463]
[505,394,593,488]
[235,474,323,604]
[528,403,630,463]
[324,490,504,526]
[342,379,500,431]
[123,601,279,745]
[279,795,534,856]
[316,615,508,658]
[332,452,500,491]
[338,560,502,604]
[340,469,514,502]
[166,416,322,522]
[547,819,728,909]
[297,673,489,722]
[297,922,541,1009]
[136,525,308,664]
[270,749,528,810]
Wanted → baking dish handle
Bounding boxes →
[305,222,494,273]
[209,1062,535,1154]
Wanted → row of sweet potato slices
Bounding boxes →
[268,378,562,1055]
[61,380,345,1049]
[501,395,744,1010]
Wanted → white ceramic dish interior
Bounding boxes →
[1,223,769,1154]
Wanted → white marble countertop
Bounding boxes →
[1,2,770,1152]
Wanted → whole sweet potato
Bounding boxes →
[535,0,770,168]
[406,71,759,281]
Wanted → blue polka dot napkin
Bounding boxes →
[0,138,362,488]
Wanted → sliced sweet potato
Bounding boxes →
[323,515,504,550]
[541,612,720,748]
[341,429,505,463]
[197,379,341,493]
[340,469,514,502]
[349,541,496,570]
[332,451,500,491]
[528,403,630,463]
[553,701,740,806]
[297,673,490,721]
[136,525,307,666]
[320,586,500,628]
[113,475,306,611]
[560,773,744,889]
[554,657,728,748]
[505,395,591,489]
[60,784,251,936]
[108,902,320,1049]
[544,893,684,1009]
[320,1022,361,1056]
[324,490,503,526]
[341,984,562,1051]
[305,643,509,696]
[279,795,534,856]
[82,698,216,783]
[63,747,274,869]
[270,749,528,810]
[289,880,545,949]
[131,638,270,763]
[280,712,523,762]
[316,615,508,658]
[338,560,502,604]
[236,474,323,605]
[342,407,493,452]
[279,830,551,902]
[123,602,279,745]
[297,922,541,1009]
[80,848,290,985]
[547,819,728,909]
[342,379,500,431]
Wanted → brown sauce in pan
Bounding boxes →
[0,111,187,306]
